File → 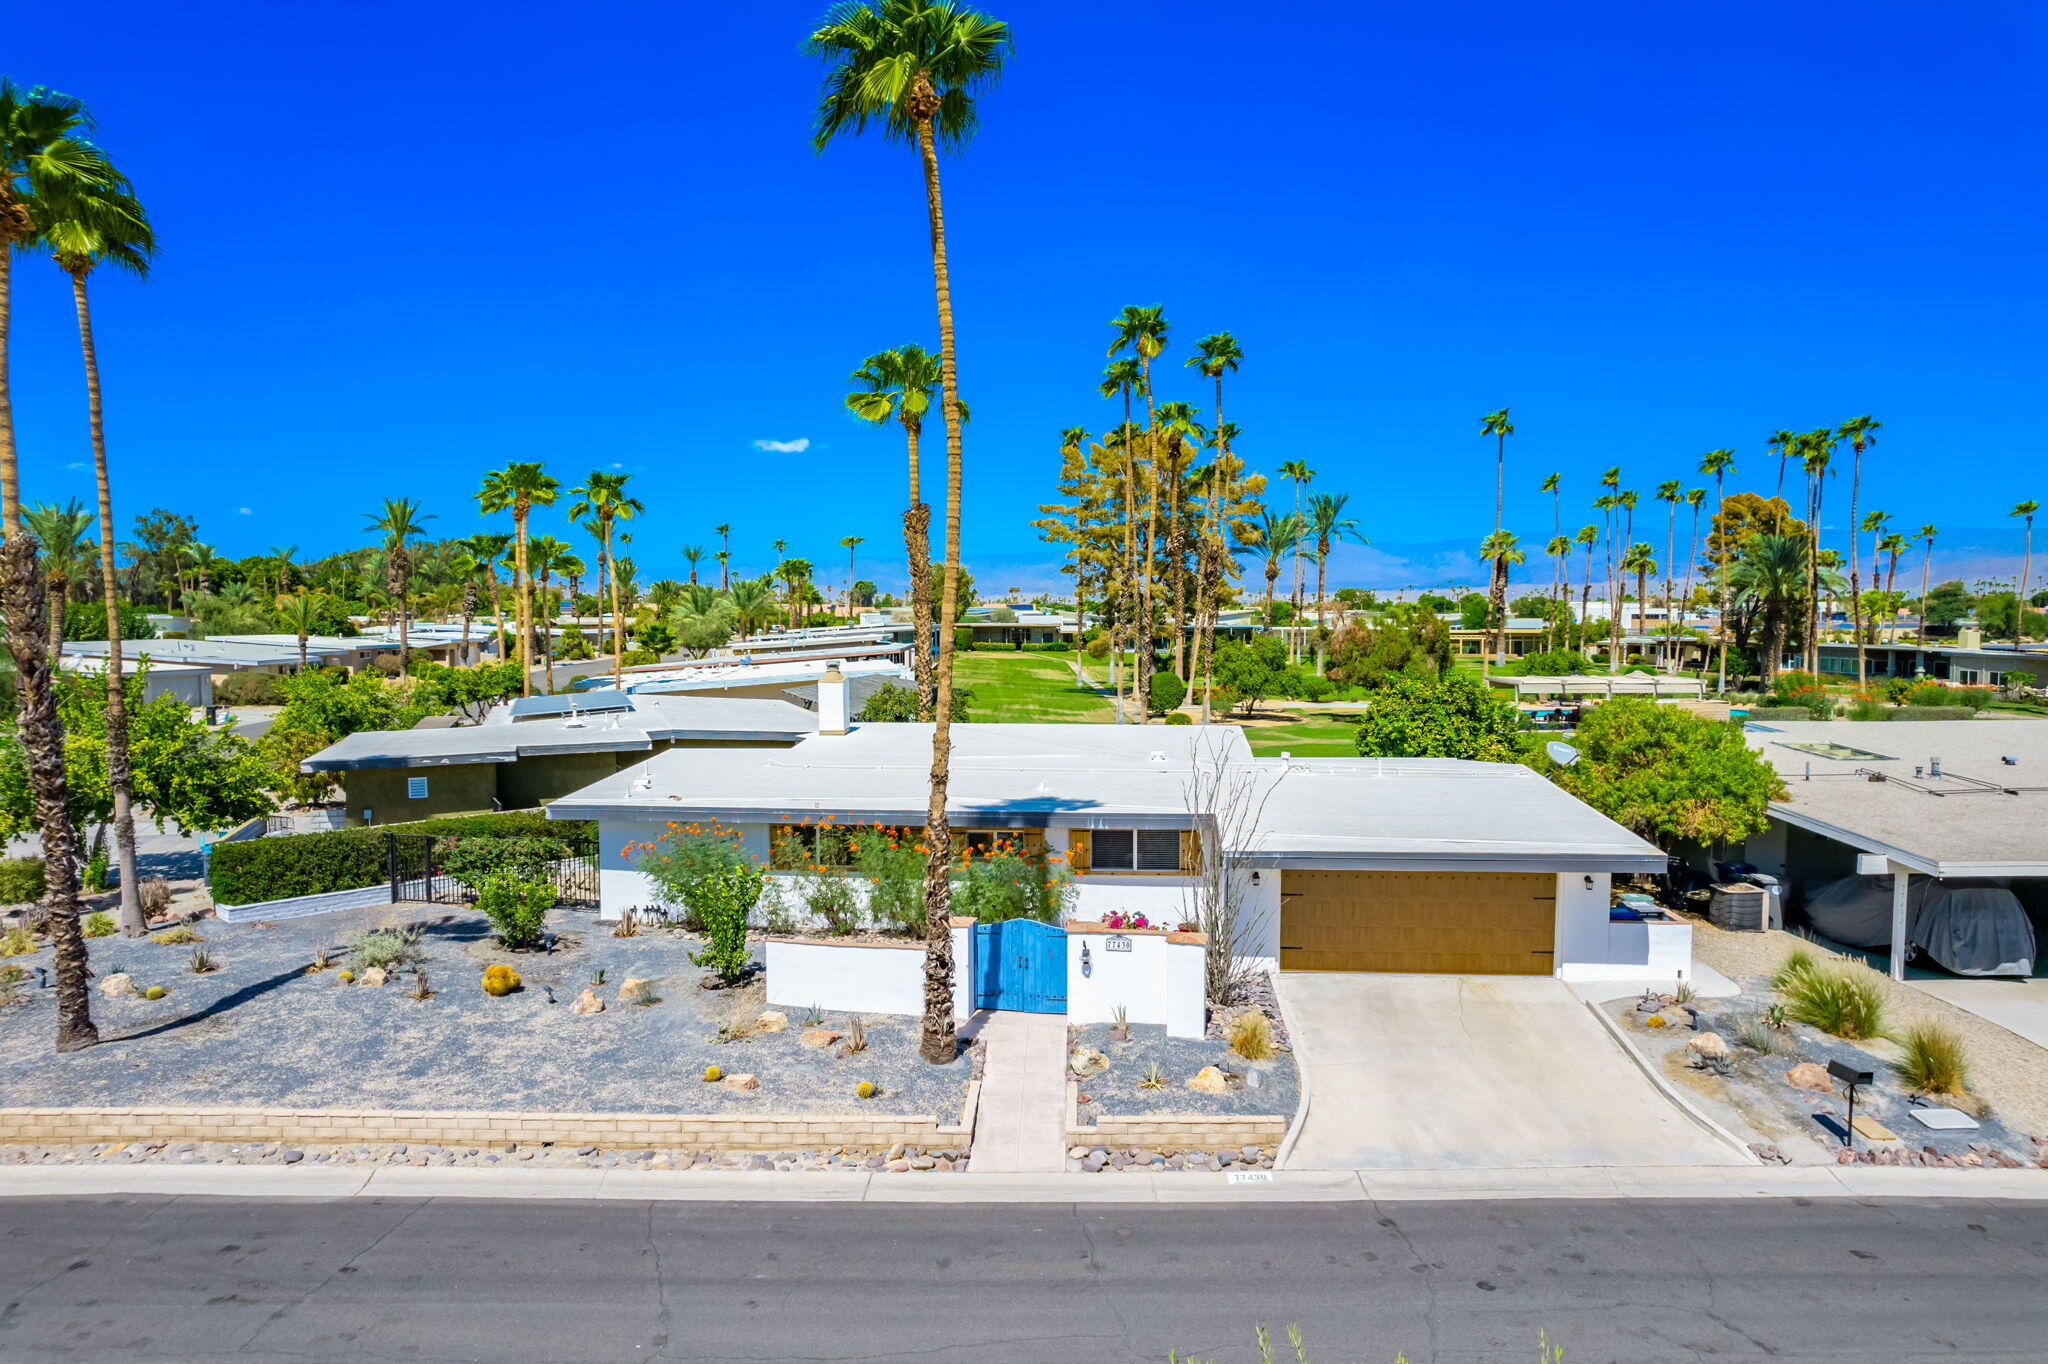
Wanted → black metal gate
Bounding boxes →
[386,828,601,909]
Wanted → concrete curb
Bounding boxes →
[1270,974,1312,1171]
[1581,996,1761,1165]
[0,1162,2042,1203]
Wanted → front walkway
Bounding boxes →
[1277,973,1749,1170]
[965,1012,1068,1173]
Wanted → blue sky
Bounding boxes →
[9,1,2045,594]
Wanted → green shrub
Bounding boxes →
[83,912,116,937]
[215,671,287,706]
[620,648,659,667]
[1286,670,1334,703]
[435,834,573,888]
[1517,649,1594,676]
[795,872,863,935]
[346,925,426,974]
[0,857,45,905]
[1887,706,1980,722]
[1844,692,1886,722]
[1084,634,1111,660]
[1774,954,1888,1039]
[208,812,591,905]
[1147,670,1188,714]
[474,874,555,950]
[1739,706,1822,722]
[1163,712,1192,725]
[851,831,923,934]
[637,831,764,980]
[1892,1021,1971,1095]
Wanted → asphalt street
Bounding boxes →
[1,1195,2043,1361]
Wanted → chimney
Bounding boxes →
[817,664,851,735]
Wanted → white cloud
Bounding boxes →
[237,506,253,515]
[65,461,87,471]
[752,437,811,454]
[610,461,624,468]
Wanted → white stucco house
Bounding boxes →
[543,673,1681,1020]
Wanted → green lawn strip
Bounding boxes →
[1233,709,1365,757]
[954,650,1113,724]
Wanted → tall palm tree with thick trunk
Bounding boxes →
[1877,531,1909,645]
[1185,332,1241,719]
[29,173,152,932]
[1109,305,1169,718]
[1,80,125,1048]
[1152,400,1205,676]
[568,471,642,687]
[681,545,705,586]
[1837,415,1881,686]
[1697,449,1735,691]
[1097,359,1142,716]
[1306,492,1365,665]
[1544,535,1572,650]
[24,501,90,661]
[808,0,1011,1064]
[1731,534,1807,684]
[2013,501,2040,650]
[476,462,559,696]
[276,592,328,671]
[1479,409,1514,671]
[1239,511,1301,629]
[1620,543,1657,657]
[847,343,958,713]
[1480,531,1526,662]
[364,497,433,672]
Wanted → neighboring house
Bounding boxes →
[1809,639,2048,689]
[548,672,1673,985]
[63,636,346,684]
[587,653,915,703]
[958,604,1071,647]
[58,653,214,708]
[299,690,818,826]
[1446,617,1552,659]
[725,626,907,657]
[1737,719,2048,979]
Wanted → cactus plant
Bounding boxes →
[336,970,356,984]
[142,985,167,1000]
[704,1064,723,1083]
[482,964,522,997]
[855,1080,877,1099]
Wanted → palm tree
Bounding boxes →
[1539,472,1563,648]
[1620,543,1657,648]
[777,558,815,630]
[1696,449,1736,692]
[1480,531,1528,660]
[726,579,778,637]
[1857,510,1889,647]
[1654,481,1682,670]
[453,533,506,653]
[1837,415,1882,685]
[1877,531,1909,645]
[275,592,329,671]
[1097,358,1143,714]
[1109,305,1170,716]
[476,462,560,696]
[1305,492,1365,663]
[182,541,218,596]
[847,343,954,711]
[1,80,130,1047]
[1185,332,1241,719]
[27,171,154,935]
[24,501,91,660]
[1799,428,1837,671]
[2013,501,2039,650]
[567,471,643,688]
[1544,535,1572,651]
[1679,488,1706,671]
[1731,534,1808,684]
[1236,511,1302,628]
[527,534,574,691]
[1478,409,1515,670]
[1152,400,1207,674]
[838,535,865,616]
[681,545,705,586]
[1769,428,1798,500]
[808,0,1011,1063]
[1575,524,1599,648]
[712,524,733,589]
[1915,524,1938,646]
[1275,458,1315,660]
[364,497,434,671]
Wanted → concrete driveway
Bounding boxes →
[1276,973,1748,1170]
[1909,975,2048,1050]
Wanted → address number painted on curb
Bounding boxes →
[1227,1170,1274,1185]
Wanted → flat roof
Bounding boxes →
[547,722,1664,872]
[1744,719,2048,875]
[63,638,326,666]
[302,693,818,771]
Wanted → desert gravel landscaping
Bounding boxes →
[0,904,971,1123]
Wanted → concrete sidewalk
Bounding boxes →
[0,1161,2042,1203]
[965,1011,1069,1173]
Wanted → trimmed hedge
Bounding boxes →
[208,810,592,906]
[1886,706,1986,723]
[1738,706,1823,722]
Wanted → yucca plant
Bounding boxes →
[188,946,219,974]
[1892,1021,1970,1095]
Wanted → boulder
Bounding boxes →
[1187,1066,1229,1095]
[720,1072,759,1091]
[358,967,387,987]
[1785,1062,1832,1093]
[1069,1046,1109,1076]
[98,972,136,997]
[799,1029,843,1049]
[619,976,650,1000]
[1686,1032,1731,1060]
[569,989,605,1015]
[755,1010,789,1033]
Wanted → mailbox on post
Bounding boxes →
[1828,1059,1875,1147]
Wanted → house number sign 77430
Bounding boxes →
[1104,935,1132,952]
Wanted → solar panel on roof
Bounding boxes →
[509,690,633,720]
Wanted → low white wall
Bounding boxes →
[1064,926,1206,1038]
[1553,871,1611,970]
[215,882,396,924]
[763,921,972,1021]
[1560,919,1695,983]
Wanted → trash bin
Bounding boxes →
[1742,873,1783,930]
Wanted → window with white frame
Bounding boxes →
[1083,828,1185,873]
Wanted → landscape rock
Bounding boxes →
[1187,1066,1229,1095]
[1686,1032,1731,1060]
[798,1029,843,1049]
[1785,1062,1833,1092]
[569,989,605,1015]
[98,973,135,997]
[720,1072,759,1091]
[619,976,650,1000]
[358,967,387,988]
[1069,1045,1109,1076]
[755,1010,789,1033]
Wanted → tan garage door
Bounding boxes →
[1280,870,1556,975]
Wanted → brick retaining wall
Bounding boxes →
[0,1082,978,1154]
[1063,1082,1286,1153]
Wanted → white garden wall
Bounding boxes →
[763,920,973,1020]
[1064,924,1207,1038]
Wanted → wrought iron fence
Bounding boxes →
[386,828,601,909]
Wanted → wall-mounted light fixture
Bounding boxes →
[1583,874,1595,891]
[1080,942,1093,978]
[1250,870,1262,886]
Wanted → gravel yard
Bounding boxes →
[0,904,970,1122]
[1069,983,1299,1124]
[1686,915,2048,1135]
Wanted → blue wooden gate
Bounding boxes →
[973,918,1068,1014]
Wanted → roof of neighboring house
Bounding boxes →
[614,656,914,697]
[300,693,818,771]
[1743,719,2048,875]
[780,673,899,715]
[63,638,330,668]
[57,654,212,676]
[546,721,1665,872]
